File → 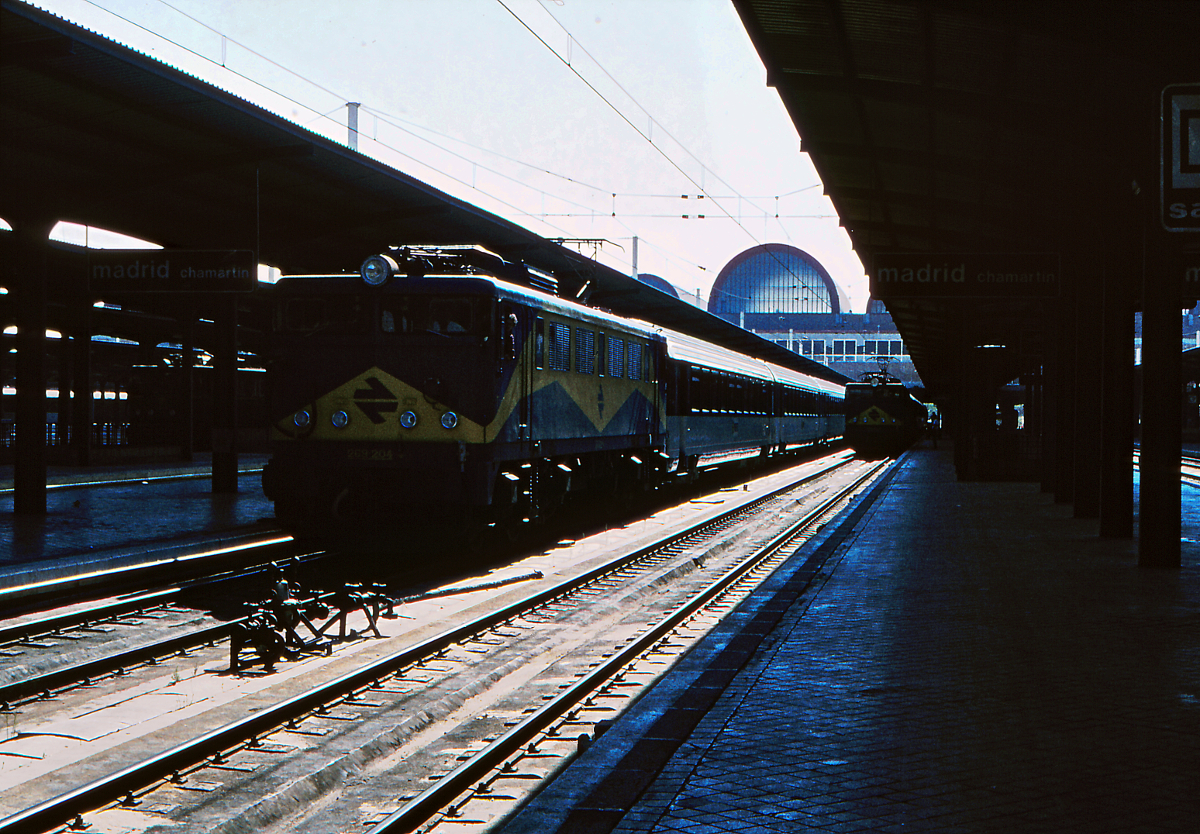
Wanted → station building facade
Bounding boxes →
[705,243,923,388]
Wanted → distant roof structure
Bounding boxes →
[865,297,888,315]
[632,273,679,298]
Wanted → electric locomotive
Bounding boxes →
[262,245,845,534]
[843,368,927,457]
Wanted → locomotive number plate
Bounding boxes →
[347,448,395,461]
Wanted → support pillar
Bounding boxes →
[1054,282,1077,504]
[179,301,195,463]
[953,308,976,479]
[1040,321,1059,493]
[1100,203,1136,538]
[212,295,238,493]
[71,304,93,466]
[0,328,8,446]
[13,221,52,515]
[1139,223,1182,567]
[56,333,72,452]
[1073,256,1103,518]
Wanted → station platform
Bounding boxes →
[500,444,1200,834]
[0,454,275,590]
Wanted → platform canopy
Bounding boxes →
[0,0,844,384]
[732,0,1199,399]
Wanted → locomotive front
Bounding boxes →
[262,249,521,529]
[844,370,926,457]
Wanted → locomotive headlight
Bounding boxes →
[293,409,312,429]
[360,254,398,287]
[440,411,458,429]
[399,410,418,429]
[331,410,350,429]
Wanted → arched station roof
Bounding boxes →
[708,243,849,318]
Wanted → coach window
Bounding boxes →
[534,317,545,369]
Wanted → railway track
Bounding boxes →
[0,531,301,616]
[0,545,326,711]
[0,451,890,834]
[1182,451,1200,487]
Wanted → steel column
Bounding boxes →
[1073,255,1103,518]
[1099,205,1136,538]
[13,222,54,514]
[1139,223,1182,567]
[212,294,238,493]
[1053,282,1077,503]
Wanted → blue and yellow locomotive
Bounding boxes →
[262,245,844,533]
[843,369,927,457]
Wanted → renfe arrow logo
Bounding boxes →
[354,376,398,423]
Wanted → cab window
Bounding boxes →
[280,296,365,335]
[380,295,478,335]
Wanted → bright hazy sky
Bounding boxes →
[29,0,871,311]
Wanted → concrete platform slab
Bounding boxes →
[500,445,1200,834]
[0,454,273,579]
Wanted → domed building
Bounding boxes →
[707,244,921,387]
[708,243,848,320]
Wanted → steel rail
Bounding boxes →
[0,621,238,708]
[0,589,181,647]
[366,459,890,834]
[0,543,323,649]
[0,457,863,834]
[0,534,301,613]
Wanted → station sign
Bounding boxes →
[1162,83,1200,232]
[88,249,256,293]
[870,253,1060,299]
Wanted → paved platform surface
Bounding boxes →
[0,453,274,580]
[501,445,1200,834]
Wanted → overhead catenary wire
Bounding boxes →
[75,0,667,277]
[72,0,593,243]
[95,0,688,272]
[75,0,844,306]
[509,0,833,306]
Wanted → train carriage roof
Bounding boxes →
[273,270,845,397]
[660,327,844,397]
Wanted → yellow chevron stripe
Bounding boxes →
[274,340,661,444]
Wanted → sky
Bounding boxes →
[27,0,871,311]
